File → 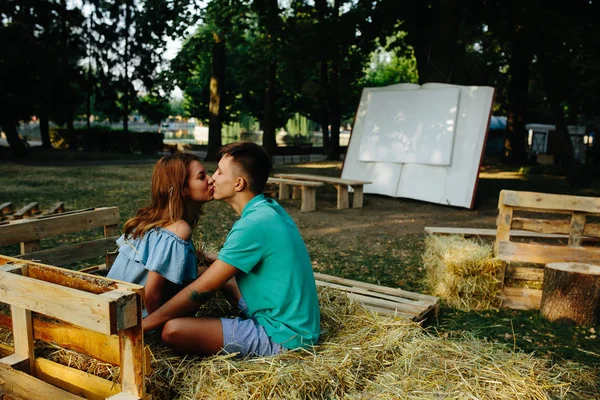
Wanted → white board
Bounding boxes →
[342,83,494,209]
[358,88,460,166]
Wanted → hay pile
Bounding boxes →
[0,288,597,399]
[423,234,505,311]
[145,287,597,400]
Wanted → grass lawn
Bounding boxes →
[1,154,599,379]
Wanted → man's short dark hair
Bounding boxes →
[219,141,272,194]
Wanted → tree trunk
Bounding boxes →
[206,34,225,161]
[262,62,277,156]
[39,112,51,148]
[410,0,461,84]
[539,52,576,182]
[319,60,330,152]
[504,31,531,164]
[122,2,130,134]
[541,262,600,326]
[329,54,341,160]
[1,122,28,158]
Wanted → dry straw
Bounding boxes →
[0,288,597,399]
[144,288,596,400]
[422,234,505,311]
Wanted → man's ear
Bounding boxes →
[234,177,247,192]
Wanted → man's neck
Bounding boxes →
[227,191,257,216]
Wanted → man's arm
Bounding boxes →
[142,259,238,332]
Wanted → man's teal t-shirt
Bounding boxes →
[217,194,320,350]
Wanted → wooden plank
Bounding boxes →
[13,202,40,220]
[315,280,431,307]
[496,241,600,264]
[15,236,119,266]
[0,362,84,400]
[500,190,600,215]
[500,287,543,310]
[0,207,120,246]
[314,272,439,303]
[104,224,119,268]
[9,302,34,374]
[118,286,145,399]
[274,173,372,186]
[45,202,65,215]
[0,267,138,335]
[267,177,323,187]
[505,266,544,282]
[0,313,120,365]
[424,226,573,239]
[8,265,34,374]
[35,358,121,400]
[494,190,513,256]
[511,217,571,235]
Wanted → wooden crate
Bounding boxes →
[494,190,600,310]
[0,254,148,400]
[314,272,439,322]
[0,207,120,271]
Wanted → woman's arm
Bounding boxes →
[143,259,238,332]
[144,271,180,314]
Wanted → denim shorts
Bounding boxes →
[220,297,285,358]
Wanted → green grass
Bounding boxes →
[1,156,599,375]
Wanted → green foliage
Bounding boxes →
[138,95,172,125]
[50,127,164,155]
[362,34,419,87]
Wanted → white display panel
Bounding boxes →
[358,88,460,166]
[341,83,494,209]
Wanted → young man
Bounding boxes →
[142,141,321,357]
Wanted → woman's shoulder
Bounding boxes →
[162,220,193,242]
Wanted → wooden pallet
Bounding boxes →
[0,255,148,399]
[0,202,65,223]
[0,207,119,271]
[314,272,439,323]
[494,190,600,310]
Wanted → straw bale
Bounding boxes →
[423,234,505,311]
[0,288,597,399]
[145,288,597,400]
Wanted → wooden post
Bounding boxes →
[292,186,302,200]
[278,183,289,200]
[569,211,586,247]
[105,224,119,268]
[334,184,349,209]
[1,265,35,374]
[351,185,364,208]
[301,186,317,212]
[541,262,600,326]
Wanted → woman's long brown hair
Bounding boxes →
[122,152,201,239]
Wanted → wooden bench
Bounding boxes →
[0,255,148,399]
[314,272,439,322]
[0,207,120,271]
[274,173,372,209]
[267,177,323,212]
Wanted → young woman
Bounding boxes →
[107,152,214,316]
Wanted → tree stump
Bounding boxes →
[540,262,600,326]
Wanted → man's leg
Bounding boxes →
[161,317,224,355]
